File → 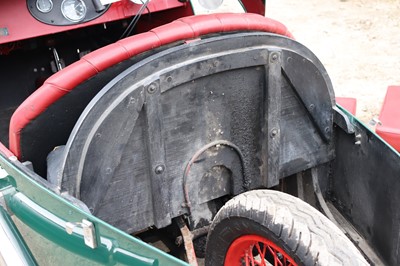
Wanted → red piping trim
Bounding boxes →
[9,13,293,158]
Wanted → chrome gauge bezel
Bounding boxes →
[28,0,110,26]
[61,0,87,23]
[36,0,53,13]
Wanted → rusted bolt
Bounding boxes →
[155,165,164,174]
[270,128,278,138]
[147,83,157,94]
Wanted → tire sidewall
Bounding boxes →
[205,216,302,265]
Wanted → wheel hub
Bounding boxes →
[224,235,297,266]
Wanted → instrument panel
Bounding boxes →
[0,0,188,44]
[27,0,109,25]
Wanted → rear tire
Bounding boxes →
[205,190,368,266]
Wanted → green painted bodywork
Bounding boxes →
[0,205,37,265]
[0,154,188,266]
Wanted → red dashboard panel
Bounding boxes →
[0,0,186,44]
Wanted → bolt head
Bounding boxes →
[270,53,279,62]
[147,84,157,94]
[270,128,278,138]
[155,165,164,174]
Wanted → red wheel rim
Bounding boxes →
[224,235,298,266]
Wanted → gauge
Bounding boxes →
[61,0,87,22]
[36,0,53,13]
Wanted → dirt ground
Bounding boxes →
[268,0,400,124]
[216,0,400,124]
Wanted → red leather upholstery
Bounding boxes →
[9,13,293,158]
[376,86,400,152]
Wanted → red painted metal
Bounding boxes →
[9,13,293,158]
[0,0,187,45]
[376,86,400,152]
[336,97,357,115]
[241,0,265,16]
[224,234,297,266]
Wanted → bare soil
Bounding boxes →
[204,0,400,123]
[267,0,400,123]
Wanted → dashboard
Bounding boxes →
[27,0,110,25]
[0,0,188,44]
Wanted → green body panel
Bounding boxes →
[0,205,37,265]
[0,155,188,266]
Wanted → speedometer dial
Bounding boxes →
[61,0,87,22]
